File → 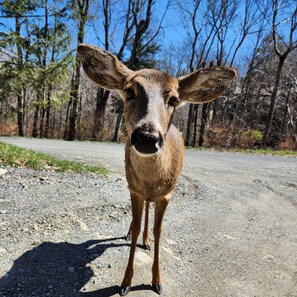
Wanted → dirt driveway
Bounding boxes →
[0,137,296,297]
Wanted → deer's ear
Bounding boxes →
[77,44,133,90]
[178,67,236,104]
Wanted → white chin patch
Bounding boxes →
[132,146,158,158]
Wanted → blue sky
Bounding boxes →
[1,0,296,75]
[0,1,261,60]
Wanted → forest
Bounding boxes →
[0,0,296,150]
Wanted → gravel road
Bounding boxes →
[0,137,297,297]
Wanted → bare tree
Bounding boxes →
[281,51,297,146]
[228,0,261,67]
[65,0,90,141]
[178,0,216,146]
[262,0,297,147]
[180,0,204,146]
[92,0,110,140]
[208,0,238,67]
[229,33,263,142]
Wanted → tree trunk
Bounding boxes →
[210,101,217,128]
[198,103,209,147]
[112,103,124,142]
[192,105,199,147]
[76,90,83,139]
[262,56,286,148]
[92,88,110,140]
[185,104,194,146]
[196,61,214,147]
[45,2,58,139]
[39,106,46,138]
[32,105,40,138]
[65,0,89,141]
[67,82,79,141]
[39,110,47,134]
[17,94,24,137]
[15,15,24,136]
[40,0,48,139]
[281,82,292,138]
[63,97,72,139]
[44,87,51,138]
[90,0,110,140]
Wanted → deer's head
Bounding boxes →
[78,44,236,157]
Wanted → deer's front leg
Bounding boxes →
[152,195,170,295]
[120,193,144,296]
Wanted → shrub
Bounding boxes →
[239,129,263,148]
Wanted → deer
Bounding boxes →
[77,44,236,296]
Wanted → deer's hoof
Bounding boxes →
[126,233,132,241]
[119,286,131,296]
[143,243,151,251]
[152,283,162,295]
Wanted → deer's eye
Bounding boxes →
[124,87,135,100]
[168,96,179,107]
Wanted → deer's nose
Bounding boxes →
[131,129,163,155]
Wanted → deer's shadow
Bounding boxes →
[0,237,152,297]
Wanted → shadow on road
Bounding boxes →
[83,284,154,297]
[0,237,151,297]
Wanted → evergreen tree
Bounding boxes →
[0,0,38,136]
[30,0,72,138]
[0,0,72,137]
[127,34,160,70]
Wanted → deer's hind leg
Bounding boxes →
[126,221,133,241]
[143,200,150,250]
[127,200,150,250]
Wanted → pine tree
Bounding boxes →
[0,0,38,136]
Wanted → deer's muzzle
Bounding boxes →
[131,128,164,156]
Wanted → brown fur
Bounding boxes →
[125,125,184,202]
[77,44,236,295]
